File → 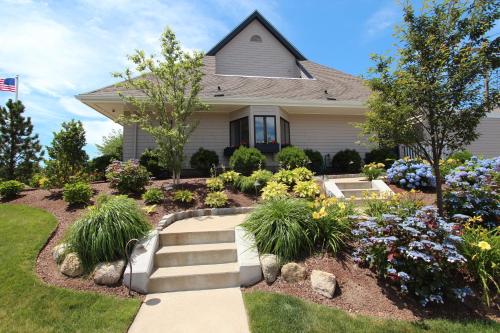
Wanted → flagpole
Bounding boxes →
[15,75,19,102]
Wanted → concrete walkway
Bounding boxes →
[128,287,250,333]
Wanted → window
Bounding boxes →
[250,34,262,42]
[280,118,290,146]
[254,116,276,144]
[230,117,249,147]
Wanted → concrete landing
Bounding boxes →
[128,288,250,333]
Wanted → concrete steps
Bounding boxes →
[148,263,240,293]
[155,243,237,267]
[341,188,379,198]
[324,178,394,204]
[150,217,243,293]
[334,180,372,190]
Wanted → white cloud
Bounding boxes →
[59,96,98,118]
[82,119,122,145]
[365,5,398,37]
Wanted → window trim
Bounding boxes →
[229,116,249,147]
[253,115,277,145]
[280,117,290,146]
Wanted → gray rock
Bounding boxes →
[93,260,126,286]
[60,253,83,277]
[281,262,306,283]
[260,254,279,284]
[310,270,336,298]
[52,243,68,264]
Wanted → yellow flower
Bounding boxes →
[338,202,346,210]
[312,206,327,219]
[468,216,483,224]
[477,241,491,251]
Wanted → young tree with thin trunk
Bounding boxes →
[113,27,208,185]
[360,0,499,215]
[0,99,44,183]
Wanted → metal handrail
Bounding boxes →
[125,238,139,297]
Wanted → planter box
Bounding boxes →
[255,143,280,154]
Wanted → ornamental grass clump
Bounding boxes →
[67,195,151,270]
[444,156,499,227]
[352,206,470,307]
[242,198,315,261]
[387,158,436,190]
[261,181,289,201]
[459,218,499,306]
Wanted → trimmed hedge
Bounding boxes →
[332,149,362,174]
[190,148,219,176]
[229,146,266,176]
[275,146,309,169]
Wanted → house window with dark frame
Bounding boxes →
[229,117,249,147]
[254,116,277,144]
[280,118,290,147]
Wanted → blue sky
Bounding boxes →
[0,0,485,158]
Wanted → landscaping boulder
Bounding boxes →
[52,243,68,263]
[281,262,306,283]
[93,260,126,286]
[260,254,279,284]
[310,270,336,298]
[60,253,83,277]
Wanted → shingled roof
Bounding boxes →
[77,11,370,106]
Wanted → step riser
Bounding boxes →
[148,272,240,293]
[335,182,372,190]
[341,189,378,198]
[161,230,235,246]
[155,249,237,267]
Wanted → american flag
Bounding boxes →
[0,78,16,92]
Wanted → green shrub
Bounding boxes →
[271,169,295,186]
[229,146,266,176]
[276,146,309,169]
[190,148,219,176]
[29,173,44,188]
[460,225,499,306]
[172,189,194,204]
[142,188,164,205]
[364,147,397,167]
[106,160,150,194]
[67,195,151,270]
[236,169,273,193]
[139,149,167,178]
[0,180,24,200]
[220,170,241,186]
[332,149,362,173]
[88,154,116,181]
[261,181,289,201]
[448,149,473,163]
[293,180,320,199]
[63,182,93,205]
[242,198,314,261]
[362,162,385,180]
[204,191,228,208]
[206,177,225,192]
[304,149,323,173]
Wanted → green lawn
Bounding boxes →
[243,291,499,333]
[0,204,140,333]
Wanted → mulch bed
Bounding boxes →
[4,178,258,299]
[244,252,499,322]
[387,183,437,205]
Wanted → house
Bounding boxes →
[76,11,500,171]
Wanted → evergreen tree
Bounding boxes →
[45,120,88,188]
[0,99,44,182]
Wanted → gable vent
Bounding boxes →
[250,34,262,42]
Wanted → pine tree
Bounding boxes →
[0,99,44,182]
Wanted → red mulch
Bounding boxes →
[3,178,258,299]
[244,252,499,322]
[387,183,437,205]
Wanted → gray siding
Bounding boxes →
[215,20,300,78]
[467,117,500,158]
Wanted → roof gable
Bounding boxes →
[207,10,306,61]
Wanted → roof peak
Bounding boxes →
[206,10,306,60]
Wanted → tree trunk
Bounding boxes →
[433,163,444,216]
